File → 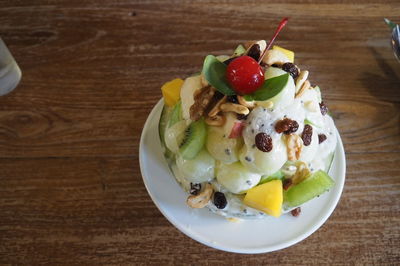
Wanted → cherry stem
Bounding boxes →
[258,17,289,64]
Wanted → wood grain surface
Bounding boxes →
[0,0,399,265]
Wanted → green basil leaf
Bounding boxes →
[246,73,289,101]
[202,55,236,96]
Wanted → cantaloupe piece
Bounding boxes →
[161,78,184,107]
[244,180,283,217]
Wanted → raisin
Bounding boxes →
[227,95,239,104]
[255,133,273,152]
[223,57,237,66]
[318,134,327,144]
[282,63,299,79]
[283,178,293,190]
[319,102,328,116]
[275,118,299,134]
[301,124,313,146]
[247,44,261,61]
[291,207,301,217]
[190,183,201,195]
[213,192,227,209]
[236,113,248,120]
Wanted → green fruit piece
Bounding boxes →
[233,44,246,56]
[259,170,284,185]
[283,170,335,208]
[159,105,172,145]
[168,101,182,128]
[179,118,207,159]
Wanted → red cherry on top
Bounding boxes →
[226,56,264,95]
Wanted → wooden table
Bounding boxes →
[1,1,399,264]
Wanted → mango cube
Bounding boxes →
[272,45,294,63]
[161,78,184,107]
[244,180,283,217]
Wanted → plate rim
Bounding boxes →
[139,99,346,254]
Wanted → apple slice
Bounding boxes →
[229,121,245,139]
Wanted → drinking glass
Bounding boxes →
[0,37,21,96]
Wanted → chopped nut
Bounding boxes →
[291,161,311,184]
[256,100,274,109]
[220,102,249,115]
[186,183,213,208]
[295,70,309,94]
[205,115,226,126]
[237,95,256,108]
[190,86,215,121]
[208,96,227,117]
[286,134,303,161]
[201,73,209,87]
[295,80,311,99]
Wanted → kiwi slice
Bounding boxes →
[168,101,182,128]
[179,118,207,160]
[283,170,335,208]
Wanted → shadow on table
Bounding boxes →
[360,47,400,108]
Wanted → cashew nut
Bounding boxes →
[205,115,226,126]
[295,70,309,93]
[186,183,213,208]
[286,134,303,161]
[220,102,249,115]
[208,96,227,117]
[237,95,256,108]
[261,49,290,66]
[255,100,274,109]
[295,80,311,99]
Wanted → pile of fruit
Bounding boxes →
[159,19,336,219]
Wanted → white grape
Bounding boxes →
[164,120,187,153]
[239,136,287,176]
[180,75,202,122]
[176,149,215,183]
[206,125,242,164]
[216,162,261,194]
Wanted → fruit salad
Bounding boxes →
[159,18,337,219]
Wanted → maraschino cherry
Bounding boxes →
[226,56,264,95]
[225,17,289,95]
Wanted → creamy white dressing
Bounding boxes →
[164,62,338,219]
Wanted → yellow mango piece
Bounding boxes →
[243,180,283,217]
[273,45,294,63]
[161,78,184,107]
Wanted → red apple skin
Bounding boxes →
[229,121,245,139]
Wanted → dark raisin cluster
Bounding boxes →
[301,124,313,146]
[275,118,299,134]
[282,62,299,79]
[255,132,273,152]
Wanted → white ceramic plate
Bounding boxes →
[139,99,346,254]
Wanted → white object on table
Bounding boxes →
[0,37,21,96]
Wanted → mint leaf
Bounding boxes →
[202,55,236,96]
[246,73,289,101]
